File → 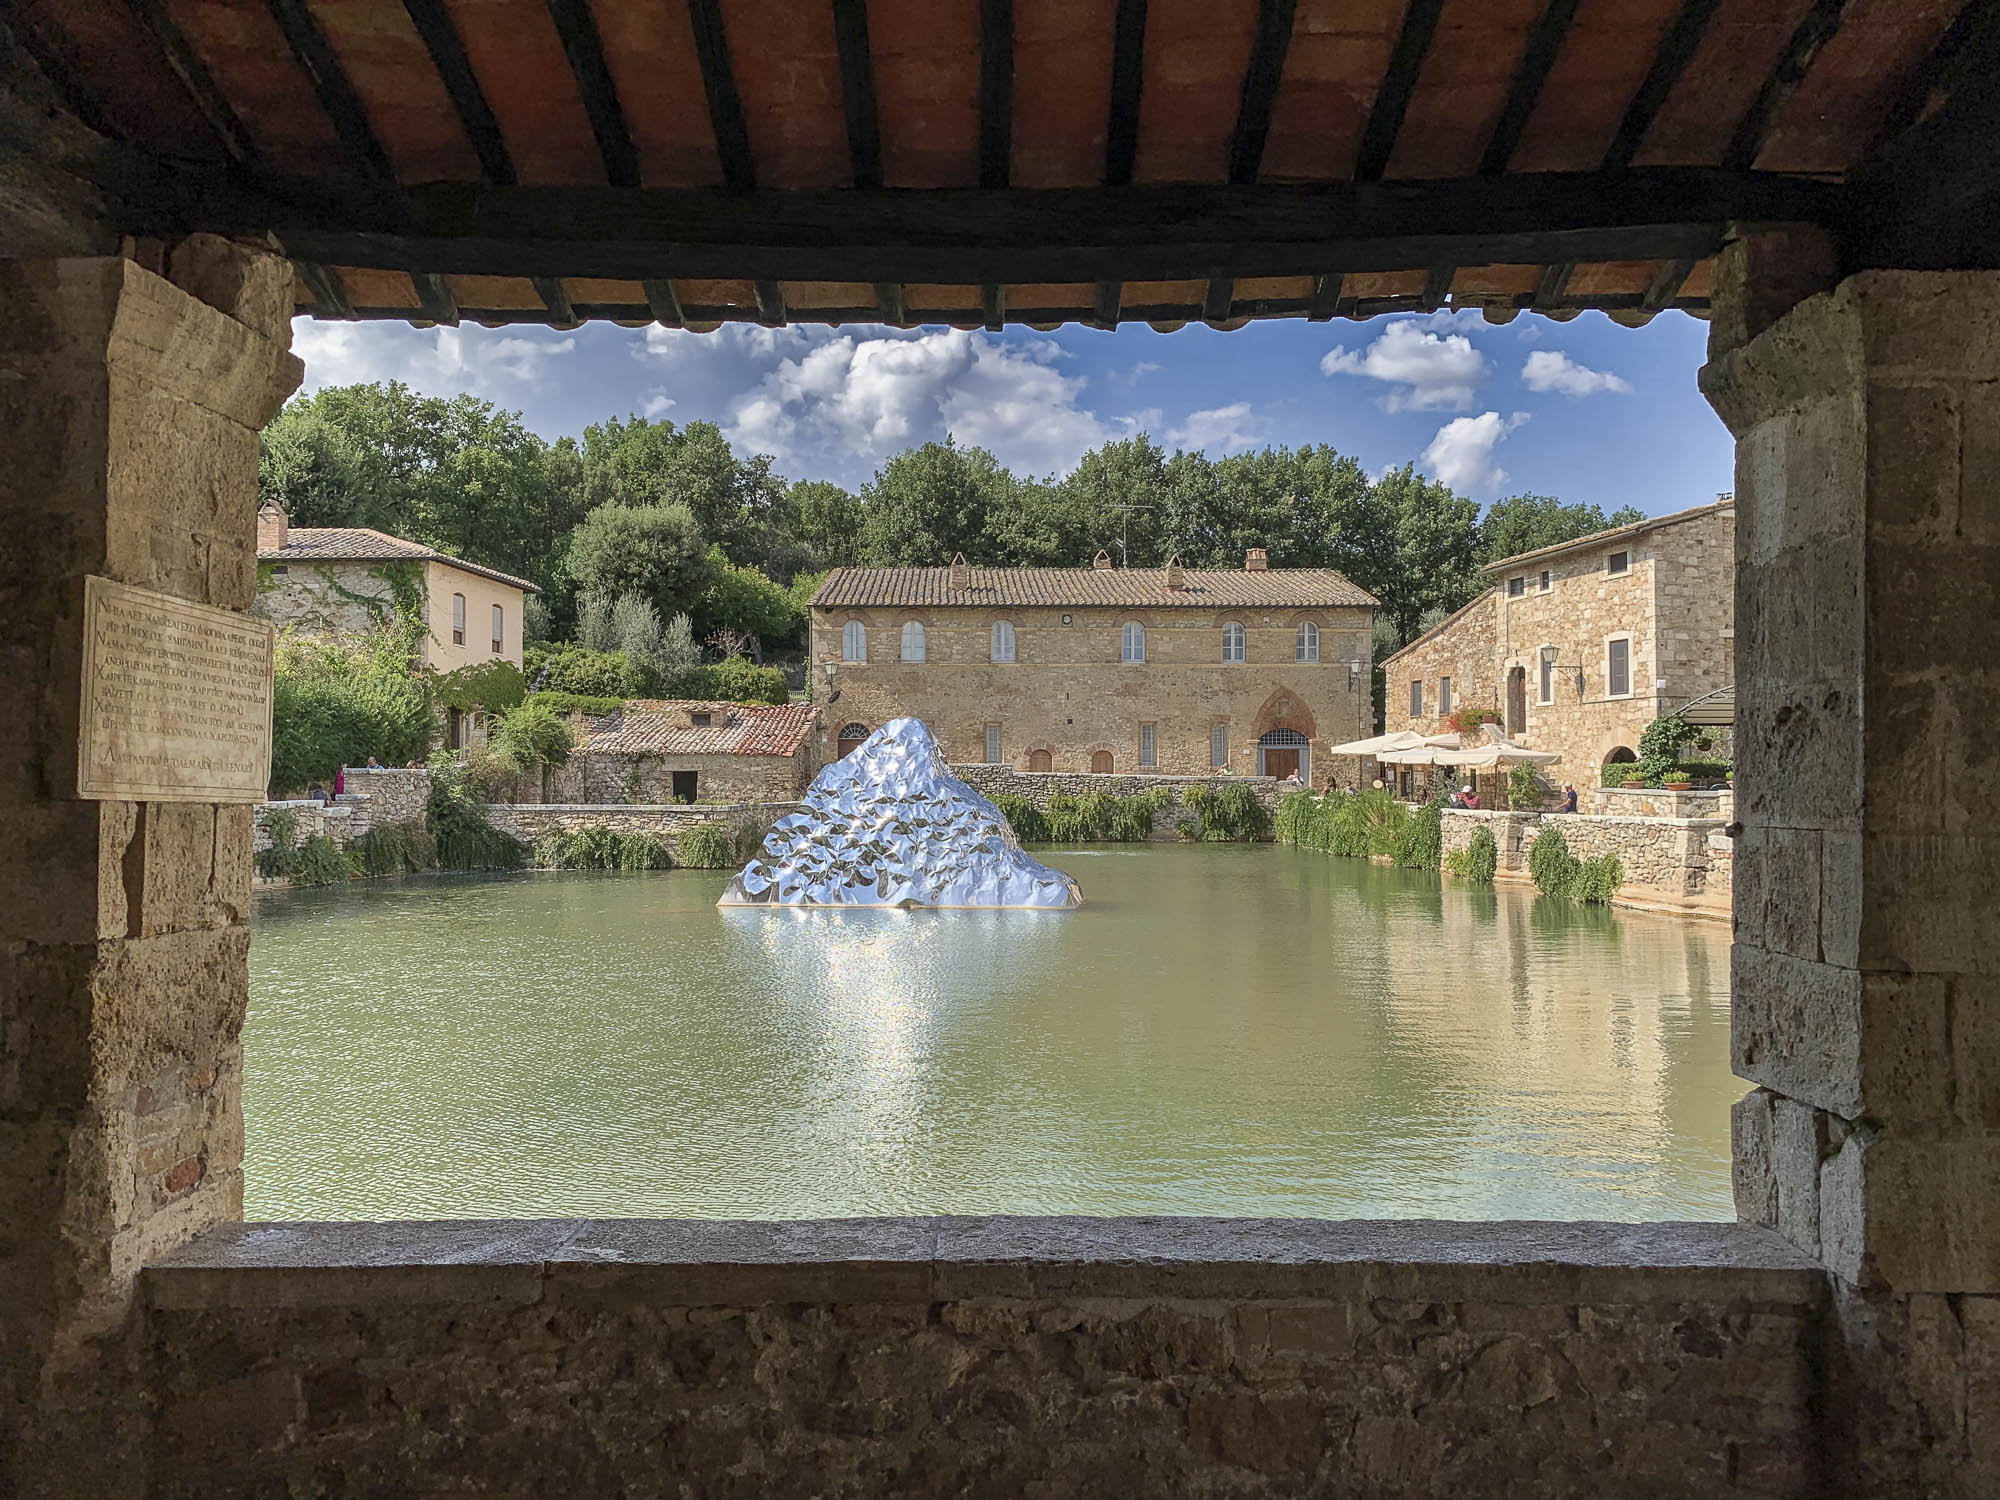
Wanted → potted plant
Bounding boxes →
[1662,771,1694,791]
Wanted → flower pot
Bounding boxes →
[1663,780,1693,791]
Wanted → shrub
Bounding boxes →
[433,659,526,715]
[426,753,527,870]
[525,643,653,699]
[1675,757,1734,783]
[1273,789,1317,845]
[666,655,790,706]
[1527,824,1621,903]
[992,792,1049,842]
[287,833,357,886]
[349,820,436,877]
[528,690,625,719]
[1392,798,1444,870]
[1444,706,1502,735]
[674,823,738,869]
[1197,782,1270,842]
[458,744,524,803]
[491,700,576,801]
[1444,826,1498,881]
[255,808,301,879]
[535,823,675,871]
[269,637,434,794]
[1507,763,1542,809]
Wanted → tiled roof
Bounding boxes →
[811,565,1377,609]
[259,528,541,593]
[575,700,817,759]
[1481,498,1733,574]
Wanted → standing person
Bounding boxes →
[1561,784,1578,814]
[333,764,345,797]
[1459,784,1480,810]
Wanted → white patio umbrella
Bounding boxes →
[1322,730,1459,757]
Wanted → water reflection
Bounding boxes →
[245,847,1736,1221]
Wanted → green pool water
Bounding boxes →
[244,843,1736,1221]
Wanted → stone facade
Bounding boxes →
[1382,500,1734,786]
[953,763,1289,814]
[546,701,820,805]
[1440,808,1732,902]
[483,801,799,844]
[809,563,1375,784]
[141,1218,1826,1500]
[550,751,808,804]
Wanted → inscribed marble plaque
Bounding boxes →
[78,575,274,802]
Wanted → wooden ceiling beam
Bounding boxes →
[1420,263,1453,312]
[1640,257,1695,312]
[225,170,1845,283]
[547,0,640,188]
[1227,0,1297,185]
[982,283,1004,330]
[1532,261,1573,312]
[1481,0,1581,176]
[687,0,755,191]
[401,0,515,184]
[294,261,354,318]
[1090,280,1122,329]
[533,275,577,326]
[1722,0,1857,171]
[1306,273,1343,321]
[979,0,1013,189]
[1354,0,1444,181]
[831,0,882,189]
[874,281,906,326]
[1604,0,1721,169]
[754,279,785,326]
[264,0,395,181]
[643,277,684,327]
[1104,0,1148,188]
[124,0,261,165]
[1202,277,1234,323]
[411,270,458,324]
[1860,0,1989,165]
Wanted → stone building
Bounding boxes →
[809,552,1376,785]
[551,699,818,804]
[253,501,538,674]
[1382,498,1733,785]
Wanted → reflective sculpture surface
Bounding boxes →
[718,717,1083,909]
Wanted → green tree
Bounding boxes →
[491,699,575,801]
[781,479,865,568]
[578,416,787,570]
[565,502,714,620]
[692,546,804,650]
[1353,465,1485,647]
[858,440,1021,564]
[1480,493,1646,563]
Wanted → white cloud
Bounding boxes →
[1521,349,1632,397]
[1421,411,1529,495]
[1320,319,1488,411]
[292,320,576,397]
[719,328,1111,477]
[641,388,677,418]
[1167,401,1262,454]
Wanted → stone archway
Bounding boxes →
[1251,687,1318,742]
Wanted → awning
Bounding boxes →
[1678,684,1735,727]
[1322,731,1460,757]
[1378,739,1561,769]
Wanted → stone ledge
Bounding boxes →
[146,1216,1827,1311]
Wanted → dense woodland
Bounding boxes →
[260,380,1645,661]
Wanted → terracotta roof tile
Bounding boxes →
[575,699,817,758]
[810,565,1377,609]
[259,528,542,593]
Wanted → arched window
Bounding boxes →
[837,722,870,758]
[1028,749,1052,772]
[1295,621,1319,662]
[1221,621,1245,662]
[901,620,926,662]
[990,620,1016,663]
[1090,750,1114,774]
[1121,621,1146,663]
[841,620,867,662]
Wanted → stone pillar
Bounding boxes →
[1702,263,2000,1494]
[0,243,300,1496]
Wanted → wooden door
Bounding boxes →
[1262,748,1300,780]
[1507,666,1527,735]
[1028,749,1052,772]
[836,723,868,758]
[1090,750,1113,773]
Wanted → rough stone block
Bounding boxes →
[1731,1088,1779,1229]
[1864,379,1961,538]
[1732,942,1862,1117]
[1771,1097,1828,1258]
[137,804,223,938]
[1859,832,2000,977]
[1850,271,2000,382]
[1963,378,2000,544]
[167,233,296,342]
[1822,1130,2000,1293]
[1759,826,1823,963]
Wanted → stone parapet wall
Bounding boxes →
[252,798,368,853]
[1582,784,1733,819]
[482,802,802,843]
[1441,808,1731,897]
[954,763,1288,811]
[142,1217,1826,1499]
[339,766,430,822]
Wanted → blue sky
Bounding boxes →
[292,306,1730,517]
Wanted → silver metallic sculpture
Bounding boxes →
[717,717,1083,909]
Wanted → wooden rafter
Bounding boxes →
[831,0,882,189]
[411,270,458,324]
[687,0,754,191]
[1306,273,1344,321]
[547,0,639,188]
[1421,264,1453,312]
[8,8,124,141]
[1202,278,1234,323]
[1640,257,1696,312]
[533,275,577,325]
[1481,0,1581,176]
[1722,0,1857,171]
[1104,0,1148,188]
[979,0,1013,189]
[754,279,785,326]
[642,277,684,327]
[263,0,394,180]
[295,261,354,318]
[1354,0,1444,181]
[401,0,515,184]
[1860,0,1991,165]
[1227,0,1297,185]
[1532,260,1573,312]
[1091,280,1122,329]
[875,281,906,326]
[1603,0,1721,168]
[981,283,1004,331]
[123,0,261,165]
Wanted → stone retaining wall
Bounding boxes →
[1582,784,1734,819]
[482,802,802,844]
[1441,808,1733,899]
[142,1218,1825,1499]
[955,765,1288,808]
[339,765,430,822]
[253,798,369,853]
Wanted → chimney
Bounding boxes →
[1092,549,1114,571]
[948,552,968,592]
[1164,554,1185,591]
[1244,547,1268,571]
[257,500,288,551]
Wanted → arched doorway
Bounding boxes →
[1258,728,1309,782]
[1027,749,1052,772]
[1605,745,1637,766]
[1090,750,1113,774]
[1507,665,1527,735]
[836,722,869,758]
